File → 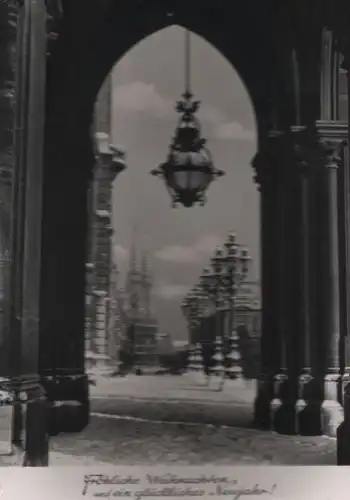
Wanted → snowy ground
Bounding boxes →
[0,374,337,466]
[89,373,256,404]
[50,373,337,466]
[89,373,256,427]
[49,415,336,466]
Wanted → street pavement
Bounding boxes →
[46,373,337,465]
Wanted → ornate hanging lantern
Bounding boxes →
[150,30,224,207]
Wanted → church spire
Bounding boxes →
[140,249,153,319]
[141,249,150,281]
[126,224,140,314]
[129,224,139,274]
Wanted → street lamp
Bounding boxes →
[222,233,252,379]
[210,248,226,385]
[150,30,224,207]
[181,288,201,372]
[199,250,225,387]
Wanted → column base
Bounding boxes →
[253,375,274,430]
[321,374,343,437]
[321,400,343,437]
[296,374,322,436]
[272,376,298,435]
[296,374,343,437]
[255,373,342,436]
[337,381,350,465]
[21,382,49,467]
[43,373,90,435]
[272,374,323,435]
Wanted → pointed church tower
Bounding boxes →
[140,250,153,320]
[126,231,141,317]
[125,243,159,370]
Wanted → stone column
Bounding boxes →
[316,121,348,437]
[262,130,305,436]
[252,131,286,430]
[271,133,299,435]
[12,0,49,465]
[92,291,109,359]
[0,0,22,453]
[291,126,319,435]
[90,134,126,369]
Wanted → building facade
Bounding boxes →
[85,76,127,370]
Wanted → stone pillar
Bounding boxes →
[12,0,49,465]
[291,126,319,435]
[90,133,126,369]
[84,262,94,354]
[0,0,23,453]
[315,121,348,436]
[253,130,307,434]
[92,291,109,359]
[252,131,287,430]
[263,131,305,436]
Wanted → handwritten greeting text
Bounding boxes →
[82,473,277,500]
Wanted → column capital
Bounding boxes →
[316,120,348,170]
[251,129,290,190]
[95,135,127,180]
[290,122,348,174]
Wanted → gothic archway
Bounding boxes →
[1,2,350,460]
[44,0,350,438]
[39,1,295,423]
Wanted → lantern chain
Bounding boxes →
[184,29,192,97]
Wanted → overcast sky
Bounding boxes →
[109,25,259,341]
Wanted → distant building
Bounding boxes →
[172,340,189,350]
[85,76,127,371]
[190,281,261,346]
[156,332,174,355]
[189,281,261,378]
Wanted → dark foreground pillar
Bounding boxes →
[22,385,49,466]
[40,68,91,436]
[252,131,285,430]
[10,0,49,465]
[291,127,320,436]
[271,135,299,436]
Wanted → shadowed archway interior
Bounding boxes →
[35,0,350,445]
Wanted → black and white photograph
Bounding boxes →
[0,0,348,468]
